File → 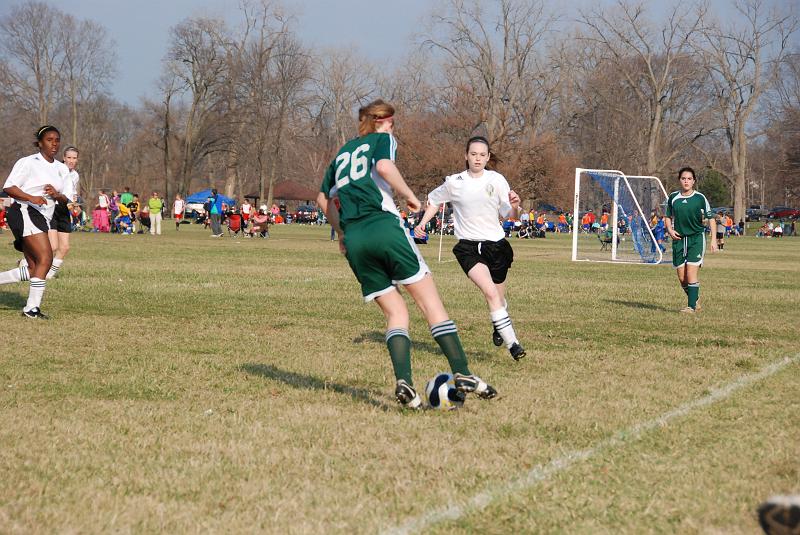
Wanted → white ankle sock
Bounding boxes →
[490,307,518,348]
[25,278,46,312]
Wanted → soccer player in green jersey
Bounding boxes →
[665,167,718,313]
[317,99,496,409]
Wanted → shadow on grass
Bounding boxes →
[603,298,673,312]
[240,363,392,411]
[0,290,26,310]
[352,330,496,361]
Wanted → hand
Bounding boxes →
[668,229,681,240]
[508,190,520,207]
[414,225,427,239]
[710,241,718,253]
[29,195,47,206]
[338,235,347,255]
[406,196,421,212]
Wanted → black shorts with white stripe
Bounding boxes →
[6,202,50,252]
[452,238,514,284]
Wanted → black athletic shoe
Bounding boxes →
[492,328,503,347]
[758,495,800,535]
[453,373,497,399]
[509,342,526,361]
[21,307,49,320]
[394,380,422,409]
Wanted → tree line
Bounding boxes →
[1,0,798,223]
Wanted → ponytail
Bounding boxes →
[358,99,395,136]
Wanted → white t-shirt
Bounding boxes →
[427,169,513,241]
[241,202,252,215]
[99,193,109,208]
[3,153,74,219]
[173,199,185,215]
[66,169,80,201]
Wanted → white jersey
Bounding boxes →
[4,153,74,220]
[427,169,513,241]
[66,169,80,201]
[173,199,185,214]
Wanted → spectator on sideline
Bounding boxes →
[109,190,119,231]
[120,186,133,207]
[148,191,163,235]
[715,213,725,251]
[128,194,140,233]
[208,189,223,237]
[173,193,185,231]
[240,198,252,230]
[139,201,151,234]
[98,189,109,214]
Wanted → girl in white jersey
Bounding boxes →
[0,126,74,319]
[44,145,80,279]
[415,136,526,360]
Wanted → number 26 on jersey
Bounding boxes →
[335,143,370,189]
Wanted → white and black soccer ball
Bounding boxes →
[425,372,465,411]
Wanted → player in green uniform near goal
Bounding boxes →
[664,167,717,313]
[317,99,497,409]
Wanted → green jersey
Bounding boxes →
[319,132,400,229]
[666,190,712,236]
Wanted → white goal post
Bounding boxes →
[572,168,671,264]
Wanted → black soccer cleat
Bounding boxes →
[509,342,526,361]
[492,328,503,347]
[21,307,49,320]
[758,495,800,535]
[394,380,422,409]
[453,373,497,400]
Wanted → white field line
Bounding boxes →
[381,353,800,535]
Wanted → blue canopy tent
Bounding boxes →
[185,189,237,207]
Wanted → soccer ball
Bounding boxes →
[425,372,465,411]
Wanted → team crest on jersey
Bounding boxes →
[681,199,687,203]
[486,184,495,197]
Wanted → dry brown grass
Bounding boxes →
[0,225,797,534]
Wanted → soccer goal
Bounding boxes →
[572,168,671,264]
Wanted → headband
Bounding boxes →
[374,115,394,123]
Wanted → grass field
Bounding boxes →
[0,223,798,534]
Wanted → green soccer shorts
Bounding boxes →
[343,213,430,301]
[672,232,706,267]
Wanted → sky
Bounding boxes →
[1,0,796,106]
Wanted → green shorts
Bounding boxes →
[672,233,706,267]
[343,213,430,301]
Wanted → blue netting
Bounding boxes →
[586,172,663,264]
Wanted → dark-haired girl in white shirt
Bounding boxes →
[0,126,74,319]
[415,136,526,360]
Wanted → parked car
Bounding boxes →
[746,205,770,221]
[292,204,318,224]
[768,206,800,219]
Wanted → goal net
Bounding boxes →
[571,168,671,264]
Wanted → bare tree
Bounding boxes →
[579,0,712,176]
[165,17,232,197]
[695,0,797,223]
[263,34,311,208]
[313,48,376,149]
[422,0,561,150]
[58,16,117,146]
[0,1,65,123]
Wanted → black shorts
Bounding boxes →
[452,238,514,284]
[50,202,72,233]
[715,232,724,239]
[7,202,50,252]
